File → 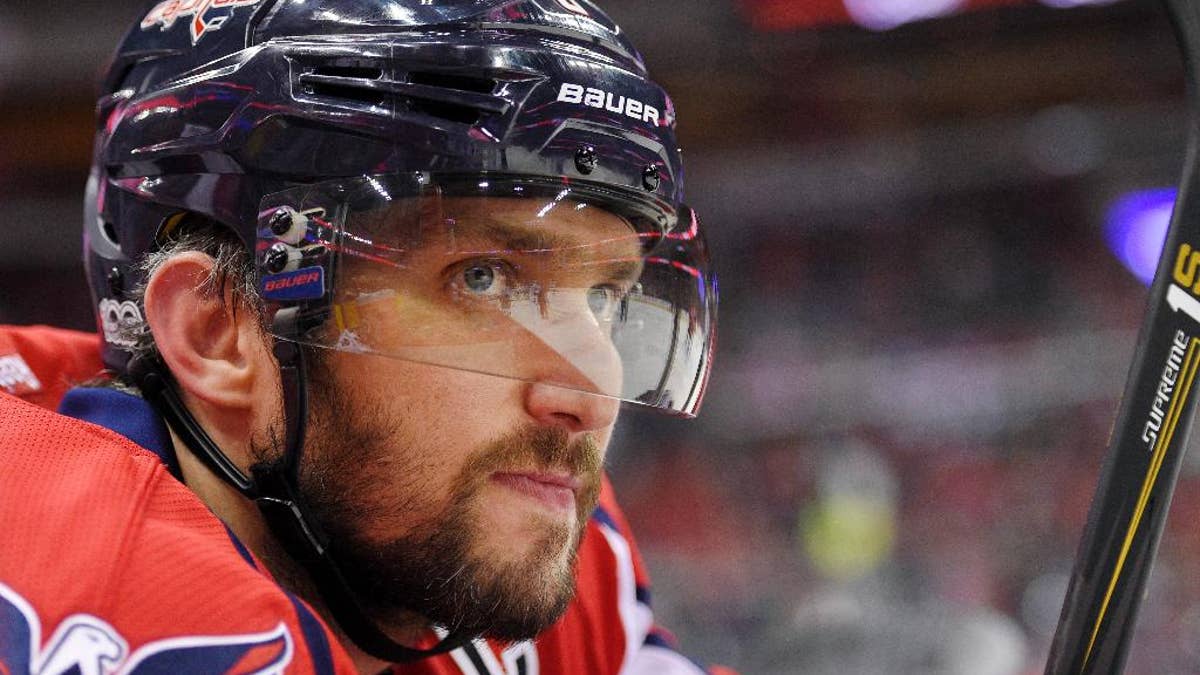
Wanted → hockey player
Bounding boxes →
[1,1,720,674]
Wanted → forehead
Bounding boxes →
[432,196,639,248]
[342,194,646,278]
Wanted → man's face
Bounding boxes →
[261,196,640,640]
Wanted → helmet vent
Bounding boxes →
[303,65,387,108]
[312,65,385,81]
[101,221,121,248]
[405,99,482,126]
[298,67,508,126]
[403,72,499,126]
[408,72,497,95]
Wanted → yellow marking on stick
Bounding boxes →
[1081,337,1200,669]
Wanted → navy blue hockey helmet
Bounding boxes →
[86,0,716,418]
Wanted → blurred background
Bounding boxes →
[1,0,1197,672]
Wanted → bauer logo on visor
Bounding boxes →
[140,0,262,45]
[262,267,326,302]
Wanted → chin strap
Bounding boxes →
[130,343,474,663]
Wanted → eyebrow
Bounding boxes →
[481,222,577,252]
[580,257,644,284]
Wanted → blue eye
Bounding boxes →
[463,264,496,293]
[588,286,621,321]
[455,260,512,299]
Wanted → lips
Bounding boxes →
[491,471,581,512]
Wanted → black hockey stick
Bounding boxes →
[1045,2,1200,673]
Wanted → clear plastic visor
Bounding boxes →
[256,174,716,417]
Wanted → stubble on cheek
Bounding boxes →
[280,378,607,640]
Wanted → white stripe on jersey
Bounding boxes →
[446,638,538,675]
[447,638,502,675]
[446,641,482,674]
[597,523,654,674]
[501,640,538,675]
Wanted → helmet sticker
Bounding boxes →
[555,0,590,15]
[98,298,144,349]
[140,0,263,45]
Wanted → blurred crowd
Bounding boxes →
[606,184,1200,673]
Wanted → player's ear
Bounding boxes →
[143,251,271,411]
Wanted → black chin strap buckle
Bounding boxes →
[272,339,308,478]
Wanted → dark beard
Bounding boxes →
[252,368,603,642]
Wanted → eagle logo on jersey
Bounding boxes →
[0,582,293,674]
[140,0,262,45]
[0,354,41,397]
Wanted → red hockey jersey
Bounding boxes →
[0,325,104,410]
[0,390,359,674]
[0,324,718,675]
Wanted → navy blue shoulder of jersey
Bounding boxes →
[224,525,339,675]
[591,503,653,607]
[58,385,341,674]
[59,386,181,480]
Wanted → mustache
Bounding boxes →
[463,424,603,488]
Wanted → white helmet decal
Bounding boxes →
[98,298,144,349]
[140,0,263,45]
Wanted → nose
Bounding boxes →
[510,289,624,431]
[524,380,620,433]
